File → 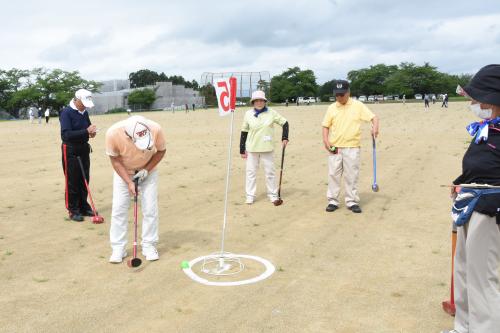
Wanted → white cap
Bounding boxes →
[125,116,152,150]
[250,90,267,103]
[75,89,95,108]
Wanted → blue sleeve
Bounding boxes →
[60,110,89,142]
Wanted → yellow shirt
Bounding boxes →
[105,119,166,174]
[242,108,287,152]
[321,98,375,147]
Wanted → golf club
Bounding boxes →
[127,178,142,268]
[371,135,379,192]
[273,145,286,206]
[76,156,104,223]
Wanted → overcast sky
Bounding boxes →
[0,0,499,84]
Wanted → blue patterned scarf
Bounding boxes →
[254,106,268,118]
[466,117,500,144]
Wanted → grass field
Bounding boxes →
[0,102,473,332]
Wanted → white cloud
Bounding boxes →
[0,0,499,83]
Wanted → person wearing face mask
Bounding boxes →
[239,90,289,205]
[105,115,166,263]
[322,80,379,214]
[442,64,500,333]
[60,89,98,222]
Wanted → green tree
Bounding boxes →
[199,84,216,106]
[0,68,99,117]
[270,67,318,103]
[129,69,200,90]
[127,88,156,110]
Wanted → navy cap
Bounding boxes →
[333,80,350,94]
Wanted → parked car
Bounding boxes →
[415,94,423,100]
[393,95,400,100]
[297,97,316,104]
[368,95,375,102]
[358,95,367,102]
[235,101,246,106]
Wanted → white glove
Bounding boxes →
[133,169,148,182]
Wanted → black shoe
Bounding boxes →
[325,204,338,212]
[81,209,95,217]
[69,214,84,222]
[348,205,362,213]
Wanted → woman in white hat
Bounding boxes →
[239,90,289,205]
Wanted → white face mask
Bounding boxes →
[469,103,493,119]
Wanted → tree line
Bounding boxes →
[0,63,473,117]
[0,68,100,117]
[269,63,472,103]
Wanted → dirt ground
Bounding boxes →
[0,101,473,332]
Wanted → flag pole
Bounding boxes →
[219,77,237,269]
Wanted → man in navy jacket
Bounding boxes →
[60,89,98,222]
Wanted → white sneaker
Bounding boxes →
[109,249,127,263]
[142,246,159,261]
[245,197,254,204]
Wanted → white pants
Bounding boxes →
[246,152,278,201]
[454,212,500,333]
[110,170,159,251]
[327,148,360,207]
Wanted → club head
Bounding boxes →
[273,199,283,206]
[127,257,142,268]
[91,215,105,224]
[442,301,456,316]
[372,184,379,192]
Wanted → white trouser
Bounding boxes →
[110,170,159,251]
[246,152,278,201]
[327,148,360,207]
[454,212,500,333]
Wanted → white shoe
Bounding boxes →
[441,330,460,333]
[109,249,127,263]
[142,246,159,261]
[245,197,254,204]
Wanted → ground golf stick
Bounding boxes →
[442,229,457,316]
[273,145,286,206]
[127,179,142,268]
[371,135,379,192]
[76,156,104,223]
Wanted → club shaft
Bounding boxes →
[133,180,138,258]
[76,156,98,215]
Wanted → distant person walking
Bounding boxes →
[29,108,34,123]
[192,103,195,111]
[38,107,42,124]
[171,102,175,113]
[185,103,189,113]
[424,94,430,109]
[45,108,50,124]
[402,94,406,105]
[442,94,449,108]
[432,94,436,104]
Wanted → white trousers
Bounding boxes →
[246,152,278,201]
[110,170,159,251]
[454,212,500,333]
[327,148,360,207]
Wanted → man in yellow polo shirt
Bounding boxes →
[322,80,379,213]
